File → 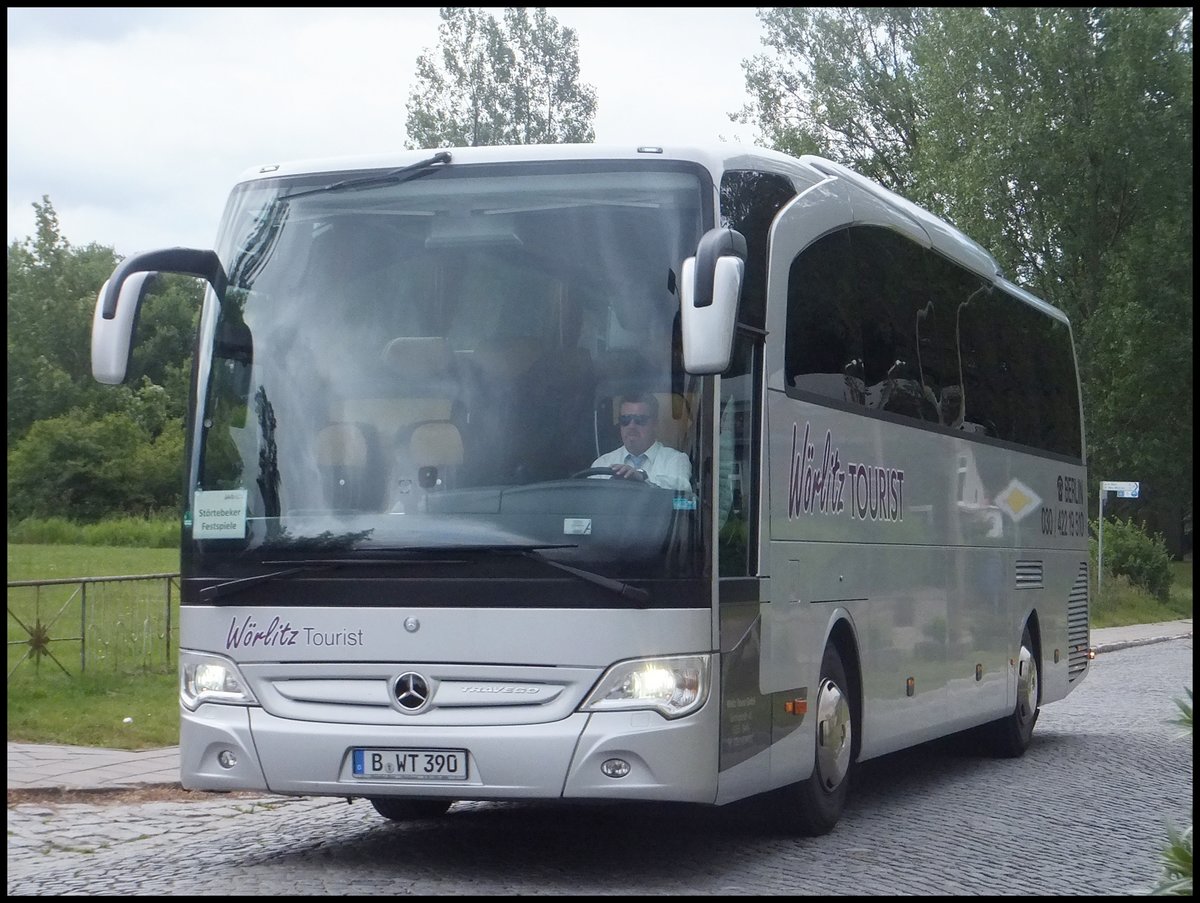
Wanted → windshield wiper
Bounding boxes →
[198,541,650,607]
[198,557,421,603]
[282,151,453,201]
[515,548,650,607]
[370,543,650,605]
[199,564,329,603]
[340,542,649,604]
[227,152,453,289]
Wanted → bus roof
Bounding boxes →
[235,141,1016,306]
[233,142,811,185]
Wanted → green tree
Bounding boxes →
[7,197,202,520]
[7,197,121,447]
[9,412,150,521]
[127,275,206,424]
[129,276,204,389]
[405,7,597,148]
[736,7,1193,554]
[735,8,934,197]
[912,8,1193,553]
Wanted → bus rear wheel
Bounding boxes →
[368,798,453,821]
[773,642,854,836]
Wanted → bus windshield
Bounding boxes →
[188,159,710,597]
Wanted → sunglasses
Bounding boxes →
[619,414,652,427]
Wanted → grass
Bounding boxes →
[8,544,182,749]
[7,543,180,581]
[7,669,178,749]
[6,544,1193,750]
[1090,559,1193,628]
[7,514,179,548]
[7,546,182,671]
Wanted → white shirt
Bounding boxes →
[591,441,693,491]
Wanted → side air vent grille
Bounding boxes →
[1015,560,1044,589]
[1067,561,1090,682]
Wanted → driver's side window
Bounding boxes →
[718,333,757,577]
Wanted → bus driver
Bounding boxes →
[591,392,692,491]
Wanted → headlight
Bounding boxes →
[580,654,710,719]
[180,651,257,710]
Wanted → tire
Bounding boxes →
[983,624,1040,758]
[369,797,453,821]
[773,643,855,836]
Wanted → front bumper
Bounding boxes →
[180,700,719,803]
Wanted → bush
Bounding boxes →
[80,516,180,548]
[8,515,179,548]
[1151,689,1192,896]
[8,411,147,521]
[5,516,84,544]
[1091,516,1173,601]
[7,408,184,523]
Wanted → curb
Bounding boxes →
[1092,633,1192,655]
[7,784,177,797]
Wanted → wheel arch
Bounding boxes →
[1023,610,1043,671]
[826,616,863,762]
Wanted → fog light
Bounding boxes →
[600,758,631,778]
[217,749,238,769]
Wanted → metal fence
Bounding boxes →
[7,573,180,678]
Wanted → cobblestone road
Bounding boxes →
[8,639,1193,895]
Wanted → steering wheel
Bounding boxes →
[571,467,619,478]
[570,467,654,486]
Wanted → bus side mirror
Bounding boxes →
[91,247,225,384]
[92,271,156,384]
[680,227,746,374]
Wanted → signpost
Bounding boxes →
[1101,481,1140,499]
[1097,481,1140,599]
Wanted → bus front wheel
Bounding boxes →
[773,642,854,836]
[982,624,1040,757]
[368,798,453,821]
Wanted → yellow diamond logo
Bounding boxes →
[1007,487,1032,512]
[996,479,1041,522]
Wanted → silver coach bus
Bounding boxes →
[92,143,1089,835]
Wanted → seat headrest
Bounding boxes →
[314,423,371,467]
[409,421,464,467]
[381,337,455,378]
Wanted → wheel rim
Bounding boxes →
[815,676,852,790]
[1016,640,1038,723]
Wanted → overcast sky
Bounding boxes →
[7,7,769,257]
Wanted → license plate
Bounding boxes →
[352,748,468,781]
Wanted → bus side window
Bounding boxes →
[783,228,862,406]
[925,251,990,431]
